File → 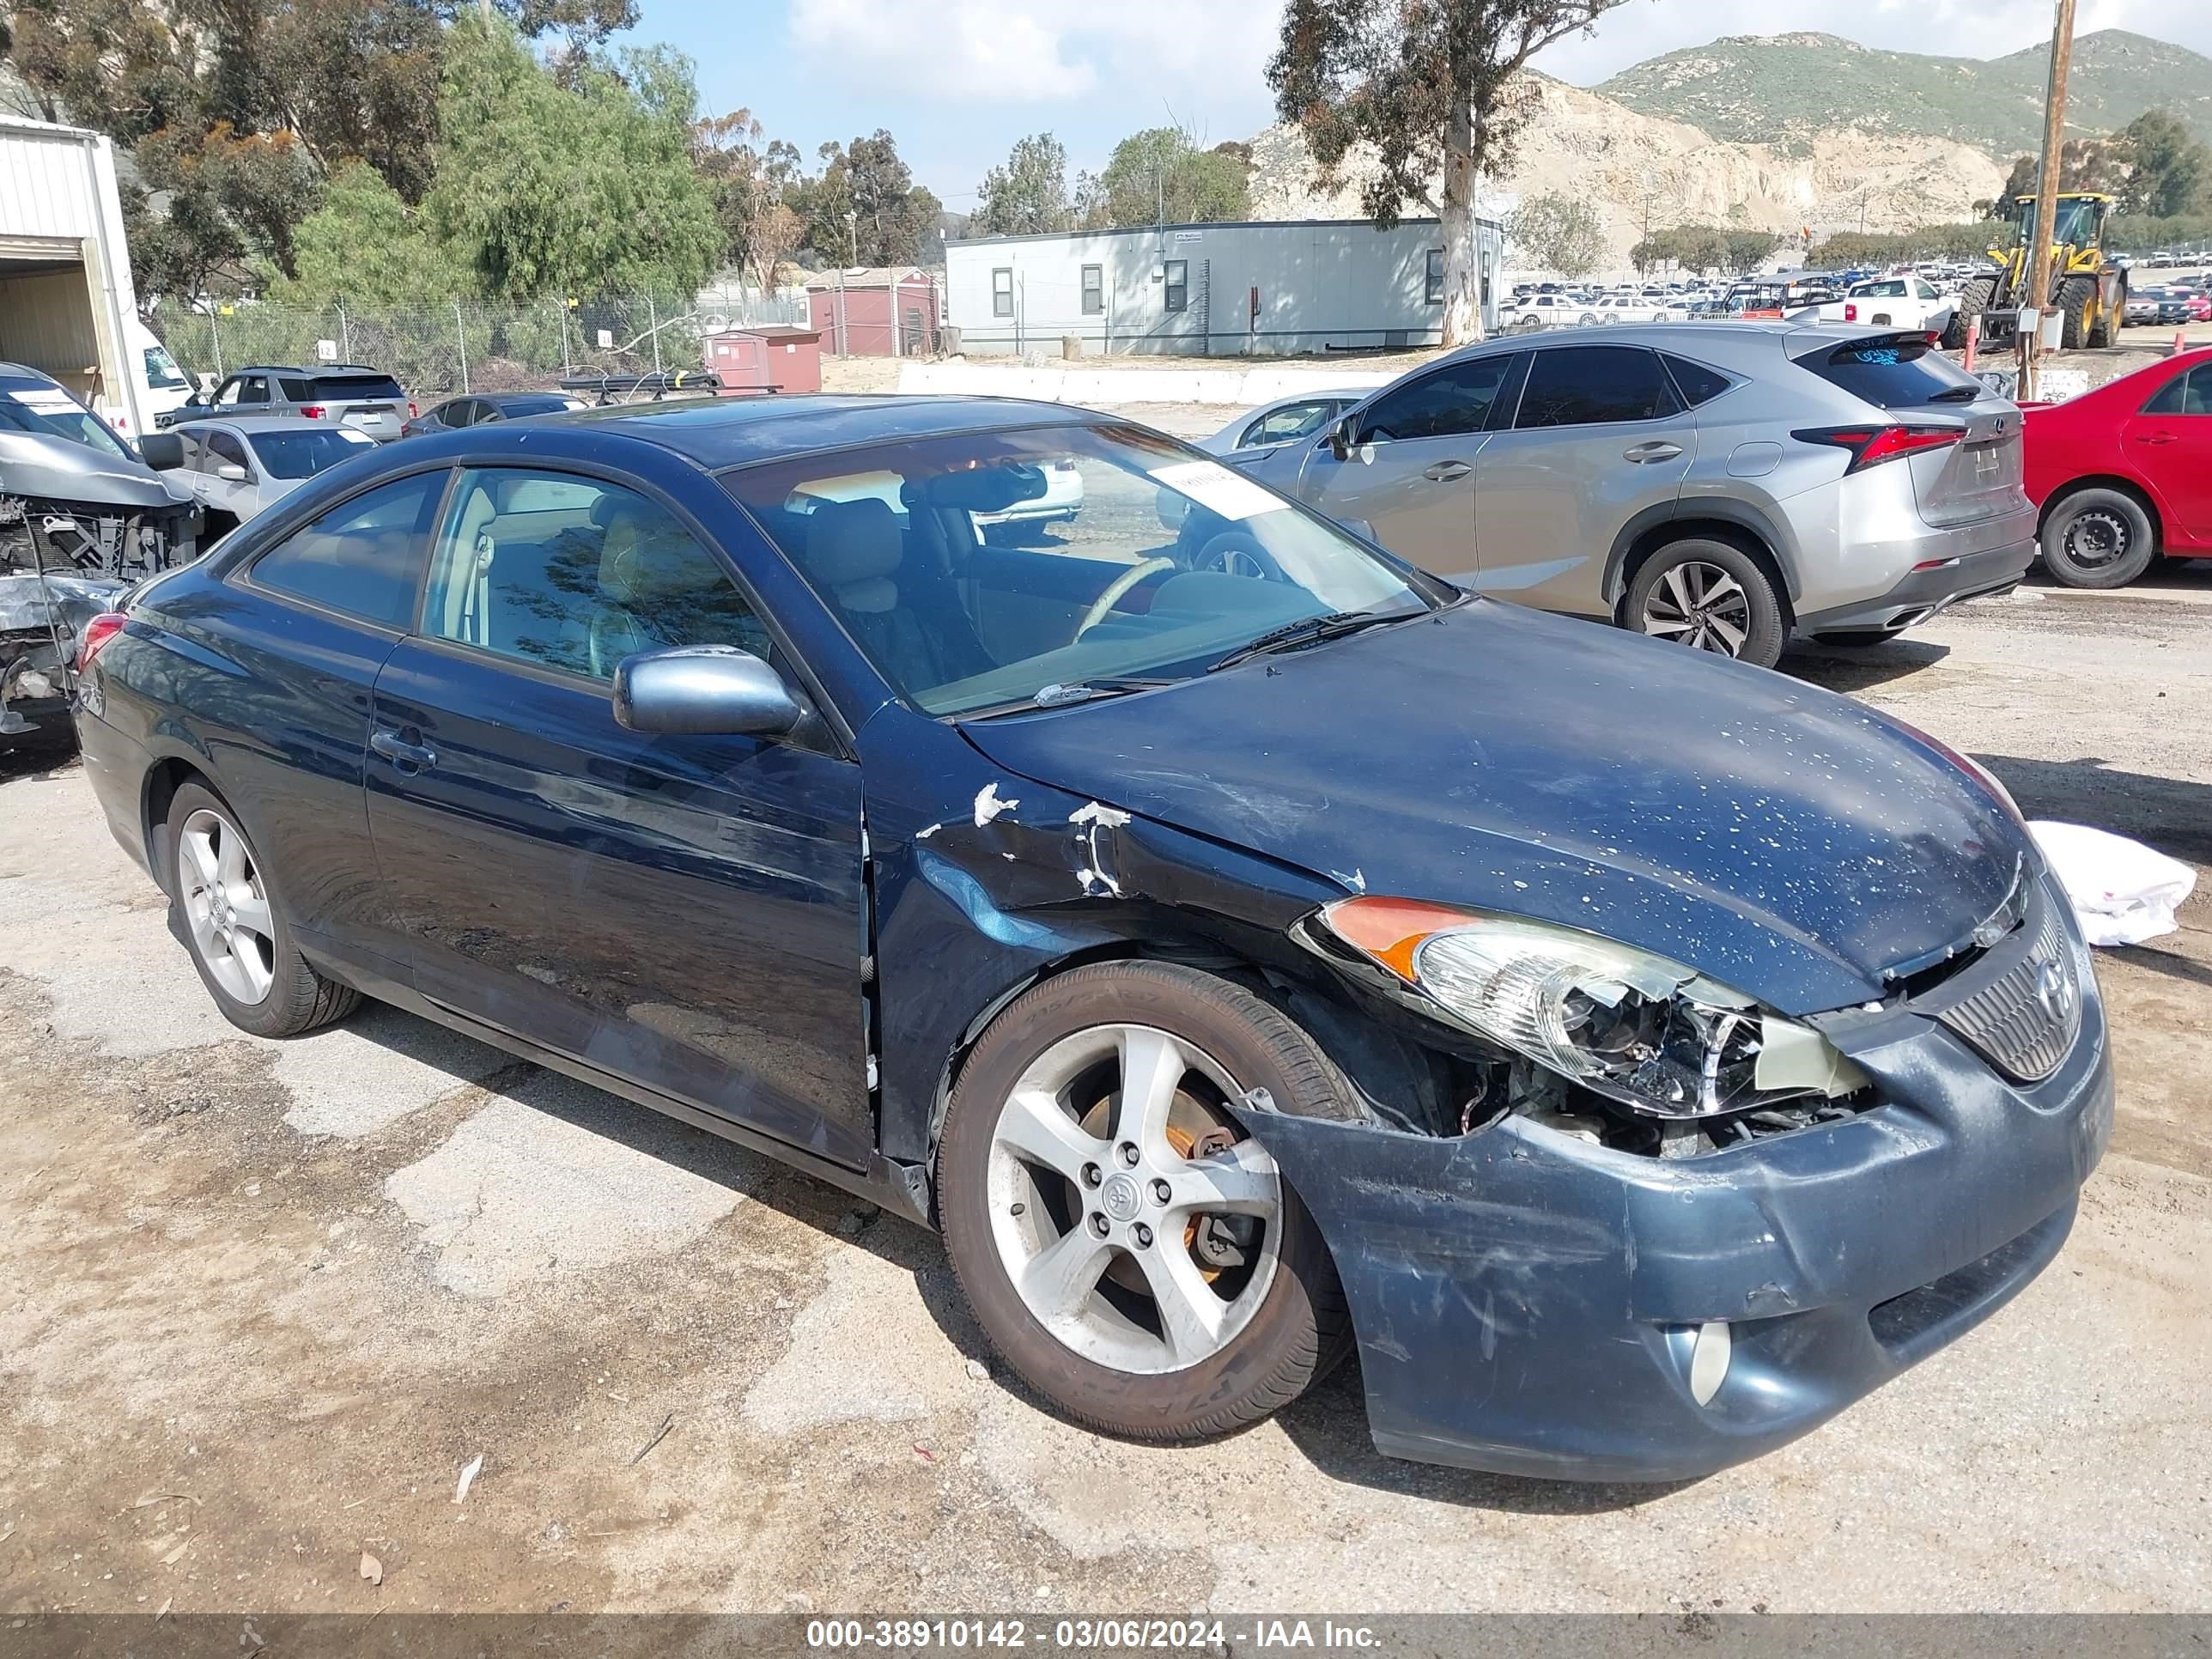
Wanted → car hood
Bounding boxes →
[961,601,2027,1015]
[0,428,184,508]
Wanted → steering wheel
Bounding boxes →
[1190,528,1279,580]
[1075,557,1176,641]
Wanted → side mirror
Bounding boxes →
[612,645,801,738]
[139,432,185,471]
[216,462,248,483]
[1326,413,1357,461]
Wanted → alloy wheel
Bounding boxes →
[1641,561,1753,657]
[178,806,276,1005]
[2063,508,2130,570]
[985,1024,1283,1376]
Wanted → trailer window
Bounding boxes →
[1425,249,1445,305]
[1081,264,1103,315]
[992,268,1014,319]
[1164,261,1188,313]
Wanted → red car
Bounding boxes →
[2025,346,2212,586]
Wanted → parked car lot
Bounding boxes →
[4,563,2205,1613]
[1237,324,2034,667]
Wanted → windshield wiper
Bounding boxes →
[1028,676,1180,707]
[955,677,1179,721]
[1926,385,1979,403]
[1206,610,1401,672]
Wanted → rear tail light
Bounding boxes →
[1793,424,1966,473]
[76,611,129,672]
[408,401,419,419]
[299,404,325,419]
[1844,303,1858,322]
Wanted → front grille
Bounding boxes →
[1929,901,2081,1084]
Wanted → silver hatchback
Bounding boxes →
[1236,323,2035,668]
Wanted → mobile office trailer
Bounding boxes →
[0,113,151,440]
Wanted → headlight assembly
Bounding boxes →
[1300,897,1868,1121]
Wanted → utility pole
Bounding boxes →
[2021,0,2077,403]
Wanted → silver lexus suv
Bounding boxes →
[1233,323,2034,668]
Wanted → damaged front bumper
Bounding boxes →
[1235,903,2112,1484]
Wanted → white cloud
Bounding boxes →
[787,0,1280,121]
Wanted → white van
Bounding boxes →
[125,316,195,430]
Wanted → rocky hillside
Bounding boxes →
[1248,73,2006,274]
[1596,29,2212,157]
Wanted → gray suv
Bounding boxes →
[1237,324,2035,667]
[157,364,413,442]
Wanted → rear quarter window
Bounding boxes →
[1804,340,1983,409]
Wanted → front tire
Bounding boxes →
[2055,275,2095,350]
[1626,538,1787,668]
[166,782,359,1038]
[1942,276,1996,350]
[2039,488,2156,588]
[937,962,1354,1443]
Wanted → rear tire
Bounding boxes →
[2039,488,2156,589]
[937,961,1354,1444]
[1942,276,1997,350]
[1626,538,1787,669]
[165,782,359,1038]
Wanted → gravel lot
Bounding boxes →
[2,547,2208,1615]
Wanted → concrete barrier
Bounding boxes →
[895,362,1405,407]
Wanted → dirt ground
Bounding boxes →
[2,573,2209,1619]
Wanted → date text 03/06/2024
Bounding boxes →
[804,1618,1382,1650]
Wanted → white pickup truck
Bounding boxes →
[1788,275,1956,336]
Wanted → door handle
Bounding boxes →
[1625,441,1684,463]
[1421,460,1473,483]
[370,727,437,774]
[2133,432,2178,445]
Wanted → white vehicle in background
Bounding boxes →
[138,416,376,537]
[1585,294,1687,325]
[1502,292,1597,331]
[1787,275,1956,337]
[1196,386,1384,459]
[127,318,195,428]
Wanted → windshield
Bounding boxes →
[722,422,1438,716]
[248,428,376,479]
[143,343,190,390]
[2014,197,2100,248]
[0,383,132,459]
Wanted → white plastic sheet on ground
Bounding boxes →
[2029,820,2198,947]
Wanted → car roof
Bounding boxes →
[228,364,391,376]
[546,393,1103,471]
[201,416,351,437]
[0,362,64,391]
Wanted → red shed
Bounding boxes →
[805,267,939,356]
[702,324,823,394]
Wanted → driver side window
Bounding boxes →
[422,467,766,683]
[1358,354,1518,442]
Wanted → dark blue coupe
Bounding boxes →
[70,394,2109,1480]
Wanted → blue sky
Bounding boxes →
[622,0,2212,206]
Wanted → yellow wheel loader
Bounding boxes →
[1940,191,2129,352]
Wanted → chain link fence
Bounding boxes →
[150,288,809,402]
